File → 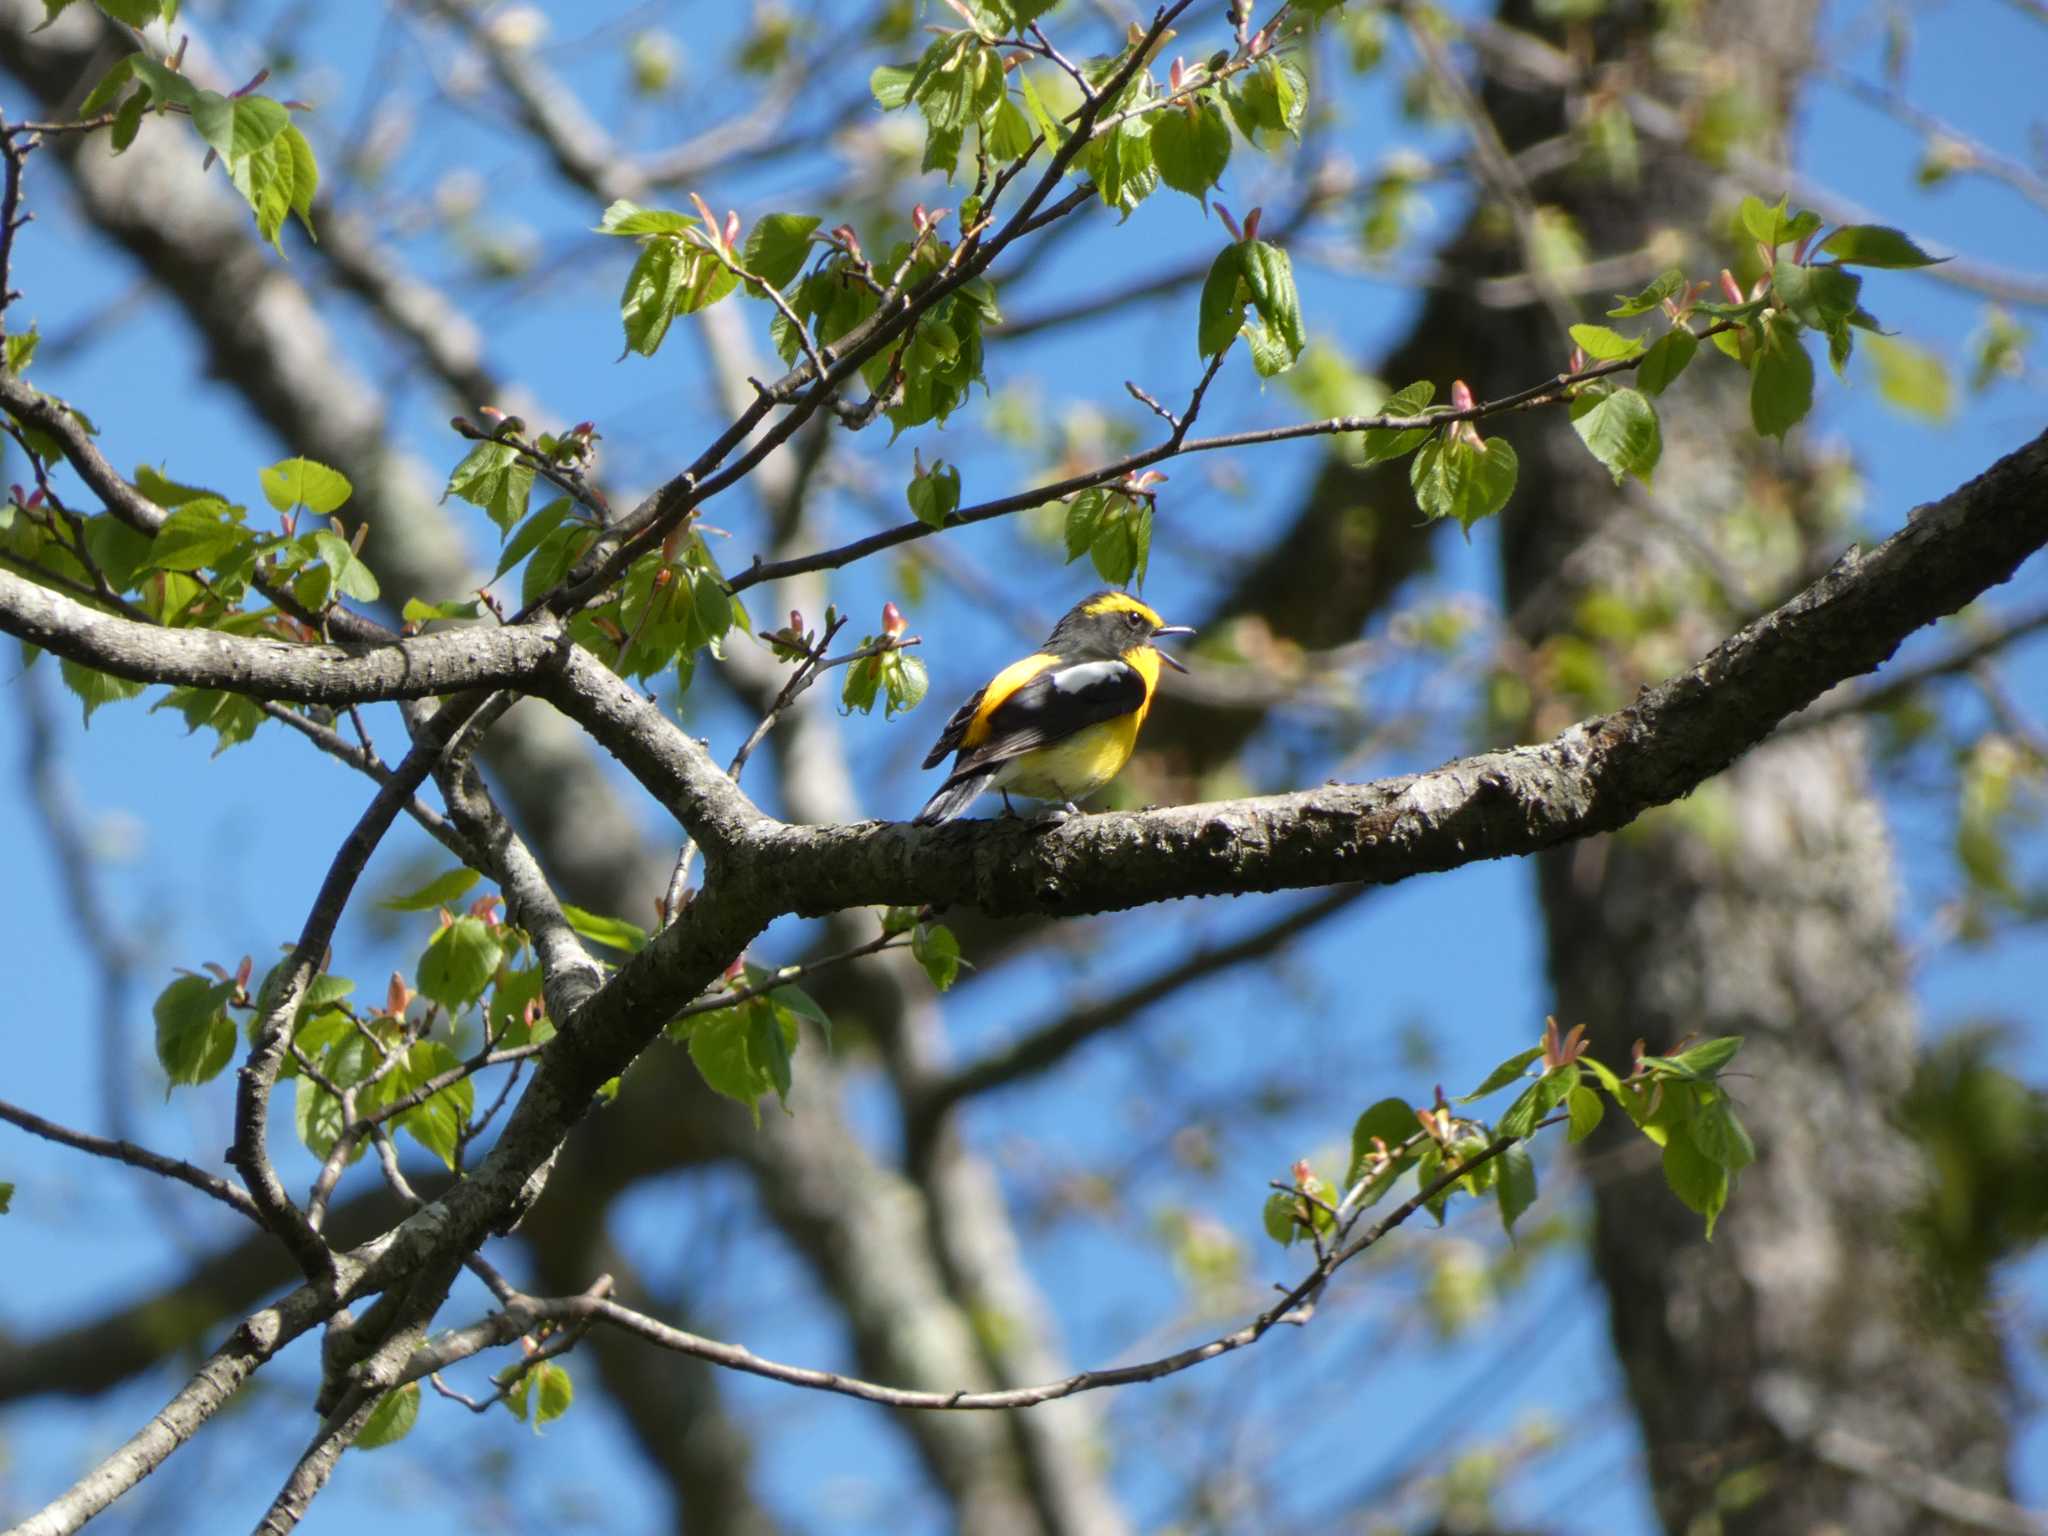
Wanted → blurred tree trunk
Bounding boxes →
[1465,2,2018,1530]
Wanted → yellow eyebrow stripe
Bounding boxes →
[1081,591,1164,626]
[962,653,1057,748]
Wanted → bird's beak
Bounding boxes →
[1152,623,1195,673]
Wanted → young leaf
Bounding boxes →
[1359,380,1436,465]
[1661,1130,1730,1238]
[1346,1097,1418,1188]
[1570,386,1661,485]
[1606,267,1686,318]
[259,456,352,515]
[444,440,535,532]
[1749,315,1814,439]
[1818,224,1945,269]
[1496,1143,1537,1236]
[597,200,692,236]
[741,213,820,289]
[620,236,686,356]
[1568,323,1644,361]
[354,1383,420,1451]
[907,459,962,528]
[1152,100,1231,201]
[1636,329,1698,397]
[153,974,237,1088]
[687,1000,799,1125]
[1196,243,1245,359]
[1410,434,1518,534]
[148,500,249,573]
[313,530,379,602]
[398,1040,475,1171]
[494,498,577,579]
[380,866,482,912]
[1457,1045,1544,1103]
[912,921,961,990]
[1566,1083,1605,1143]
[1239,240,1305,376]
[560,903,649,954]
[417,916,504,1011]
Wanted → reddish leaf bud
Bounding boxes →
[387,972,412,1018]
[1243,205,1263,242]
[1214,201,1242,242]
[882,601,907,637]
[1450,379,1476,412]
[1719,268,1743,306]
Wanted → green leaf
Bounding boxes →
[1736,193,1816,249]
[1458,1046,1545,1103]
[985,94,1035,161]
[153,974,238,1088]
[1818,224,1945,269]
[444,440,534,533]
[1346,1097,1419,1187]
[1151,99,1231,201]
[380,866,481,913]
[153,687,264,753]
[398,1040,474,1170]
[129,54,200,111]
[1499,1065,1576,1139]
[494,497,576,579]
[1239,240,1304,376]
[354,1383,420,1451]
[560,903,649,954]
[1495,1143,1537,1235]
[1772,262,1863,334]
[1197,243,1245,359]
[1234,55,1308,140]
[259,456,351,515]
[1749,315,1814,439]
[1664,1035,1742,1079]
[1570,385,1661,485]
[1263,1189,1303,1246]
[1410,434,1518,534]
[1606,266,1686,318]
[871,62,916,110]
[58,659,143,725]
[1090,116,1158,216]
[741,213,820,289]
[1661,1129,1730,1238]
[1360,380,1437,465]
[78,53,136,116]
[280,125,318,239]
[2,328,36,376]
[597,199,692,236]
[620,235,686,356]
[687,999,798,1125]
[92,0,172,26]
[0,1182,12,1214]
[312,529,379,602]
[1016,70,1066,152]
[1564,1083,1604,1143]
[907,459,962,528]
[402,597,482,625]
[1864,333,1953,422]
[148,499,248,573]
[1689,1094,1756,1171]
[883,651,930,716]
[416,916,504,1011]
[190,90,288,164]
[1568,323,1644,361]
[1635,328,1698,397]
[533,1361,573,1426]
[912,922,961,991]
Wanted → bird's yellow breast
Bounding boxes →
[991,714,1143,803]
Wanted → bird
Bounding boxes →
[913,590,1195,825]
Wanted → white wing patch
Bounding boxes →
[1046,659,1133,694]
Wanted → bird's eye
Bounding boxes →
[1126,610,1146,629]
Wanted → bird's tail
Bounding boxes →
[914,770,995,825]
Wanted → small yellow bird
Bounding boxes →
[914,590,1194,824]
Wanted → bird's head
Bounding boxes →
[1047,590,1196,672]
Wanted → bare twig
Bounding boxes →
[0,1096,263,1224]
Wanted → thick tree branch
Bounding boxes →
[11,1285,335,1536]
[738,426,2046,920]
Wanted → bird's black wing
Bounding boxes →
[949,658,1146,775]
[921,684,989,769]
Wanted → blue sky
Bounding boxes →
[2,2,2044,1532]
